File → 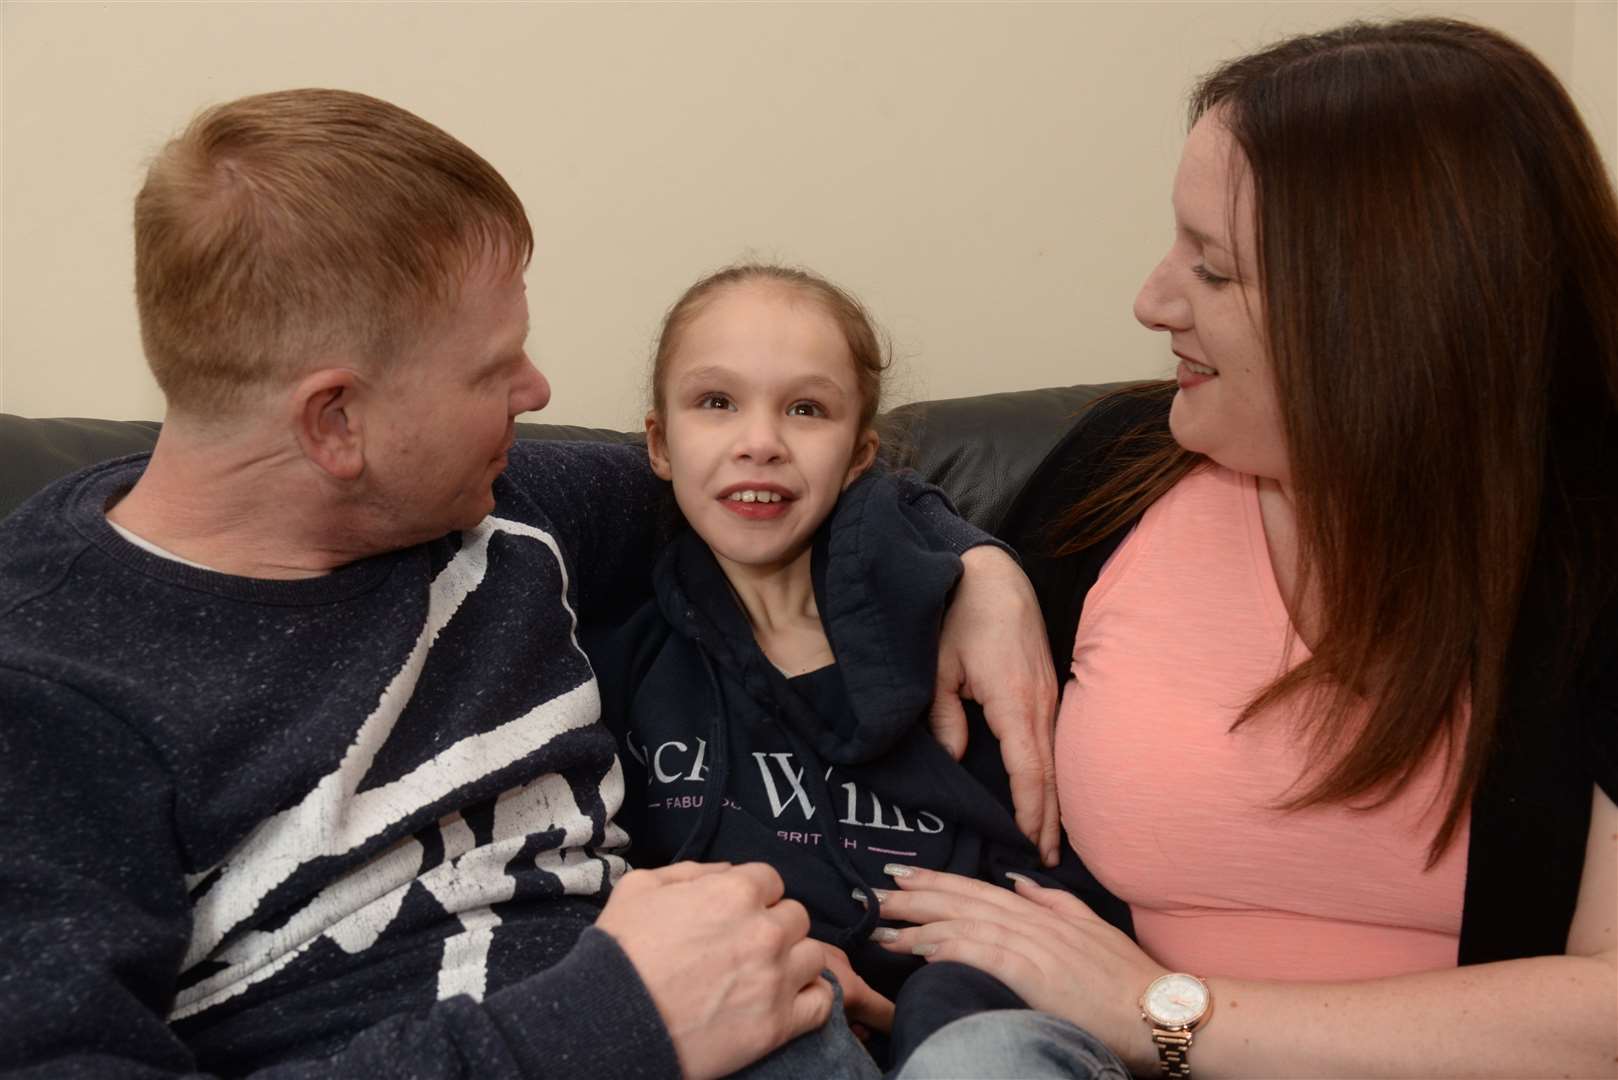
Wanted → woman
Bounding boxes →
[873,18,1617,1079]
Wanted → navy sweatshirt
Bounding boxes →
[0,441,682,1078]
[590,472,1128,1005]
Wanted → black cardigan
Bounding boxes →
[997,385,1618,967]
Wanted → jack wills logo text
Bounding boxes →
[630,736,943,834]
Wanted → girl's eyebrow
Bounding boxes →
[672,364,733,386]
[788,374,851,399]
[674,366,848,397]
[672,364,851,403]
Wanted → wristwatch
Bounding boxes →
[1140,972,1212,1079]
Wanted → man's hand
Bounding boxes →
[932,545,1061,866]
[596,862,832,1080]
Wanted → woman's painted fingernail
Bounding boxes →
[869,927,901,943]
[1005,871,1035,886]
[851,888,891,905]
[882,863,915,879]
[912,943,939,957]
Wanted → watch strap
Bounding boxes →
[1151,1027,1195,1079]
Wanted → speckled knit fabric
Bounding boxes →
[0,440,683,1078]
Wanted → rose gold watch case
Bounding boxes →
[1139,972,1213,1032]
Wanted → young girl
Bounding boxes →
[589,263,1122,1065]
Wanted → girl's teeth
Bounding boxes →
[728,490,781,503]
[1186,360,1216,376]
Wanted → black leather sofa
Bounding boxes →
[1,383,1120,533]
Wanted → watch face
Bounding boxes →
[1144,973,1209,1028]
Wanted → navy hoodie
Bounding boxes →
[589,471,1127,1003]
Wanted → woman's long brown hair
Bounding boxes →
[1055,19,1618,861]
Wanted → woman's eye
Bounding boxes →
[698,394,733,410]
[787,401,825,418]
[1191,263,1232,287]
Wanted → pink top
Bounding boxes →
[1056,465,1469,982]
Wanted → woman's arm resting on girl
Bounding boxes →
[934,546,1061,868]
[874,785,1617,1079]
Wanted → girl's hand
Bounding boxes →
[818,941,895,1037]
[869,867,1163,1073]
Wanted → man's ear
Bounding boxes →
[645,411,673,481]
[293,369,366,481]
[843,428,880,488]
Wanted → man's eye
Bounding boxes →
[787,401,825,418]
[698,394,733,410]
[1191,263,1232,287]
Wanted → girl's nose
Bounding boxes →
[733,413,787,463]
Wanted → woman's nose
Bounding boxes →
[1133,255,1190,332]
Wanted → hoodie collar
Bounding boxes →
[652,471,964,763]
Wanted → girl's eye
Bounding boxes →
[787,401,825,418]
[698,393,734,410]
[1191,263,1232,288]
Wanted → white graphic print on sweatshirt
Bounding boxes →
[170,516,629,1020]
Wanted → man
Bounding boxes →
[0,89,1056,1077]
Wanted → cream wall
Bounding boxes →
[3,1,1613,427]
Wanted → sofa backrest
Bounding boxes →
[0,383,1120,532]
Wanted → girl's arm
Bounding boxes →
[874,784,1617,1079]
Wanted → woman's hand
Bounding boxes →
[817,941,895,1038]
[873,791,1618,1079]
[870,867,1163,1073]
[934,546,1061,866]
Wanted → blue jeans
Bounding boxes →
[726,973,883,1080]
[724,973,1130,1080]
[888,961,1027,1070]
[892,1009,1130,1079]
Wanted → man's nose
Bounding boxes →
[513,358,550,416]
